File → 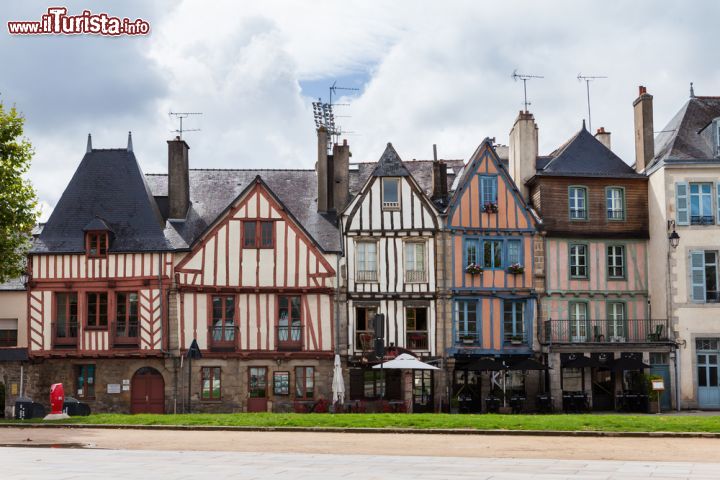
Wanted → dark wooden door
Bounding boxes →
[131,368,165,414]
[247,367,268,412]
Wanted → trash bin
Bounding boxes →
[14,397,34,420]
[63,397,81,416]
[78,403,91,416]
[31,402,46,418]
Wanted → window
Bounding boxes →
[569,187,587,220]
[406,307,428,350]
[607,245,625,279]
[273,371,290,395]
[76,364,95,399]
[456,301,477,343]
[465,239,479,266]
[355,306,376,350]
[278,296,301,347]
[249,367,267,398]
[356,241,377,282]
[363,370,385,399]
[115,292,139,339]
[569,244,588,278]
[569,302,588,342]
[607,302,626,341]
[690,183,714,225]
[86,292,108,329]
[55,293,78,340]
[295,366,314,399]
[382,178,400,209]
[506,239,521,265]
[0,319,18,347]
[503,301,525,343]
[483,240,502,269]
[86,232,108,257]
[404,242,426,282]
[691,251,719,303]
[606,187,625,220]
[243,221,274,248]
[211,296,236,344]
[479,175,498,206]
[201,367,221,400]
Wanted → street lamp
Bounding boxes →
[667,220,680,249]
[666,219,681,411]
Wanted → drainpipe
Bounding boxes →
[335,221,344,354]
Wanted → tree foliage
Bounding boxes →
[0,102,38,283]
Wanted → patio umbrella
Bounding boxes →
[612,356,651,371]
[562,355,602,369]
[372,353,440,370]
[467,357,507,371]
[508,358,549,371]
[331,354,345,404]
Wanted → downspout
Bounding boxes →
[335,220,344,354]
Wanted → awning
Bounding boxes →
[562,355,602,369]
[466,357,507,371]
[612,356,651,371]
[508,358,549,371]
[372,353,440,370]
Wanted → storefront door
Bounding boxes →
[697,339,720,409]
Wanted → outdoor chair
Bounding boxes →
[647,324,664,342]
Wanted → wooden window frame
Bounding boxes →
[502,300,525,343]
[405,306,429,351]
[482,239,503,270]
[478,175,498,207]
[76,364,96,399]
[249,367,268,399]
[689,182,715,225]
[201,366,222,401]
[210,295,236,349]
[569,243,589,279]
[381,178,401,210]
[85,231,108,258]
[0,326,18,347]
[85,292,109,330]
[355,240,378,282]
[54,292,79,345]
[404,240,427,283]
[568,186,588,221]
[606,244,626,280]
[273,371,290,396]
[605,186,626,221]
[277,295,302,350]
[242,220,275,249]
[455,300,478,344]
[355,306,377,351]
[295,366,315,399]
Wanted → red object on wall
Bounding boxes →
[50,383,65,414]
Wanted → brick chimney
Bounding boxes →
[332,139,350,212]
[594,127,612,150]
[168,136,190,220]
[431,144,448,203]
[316,127,330,212]
[508,111,538,202]
[633,86,654,173]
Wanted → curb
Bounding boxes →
[1,423,719,438]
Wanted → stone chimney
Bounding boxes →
[316,127,330,212]
[595,127,611,150]
[332,139,350,212]
[508,111,538,202]
[633,86,654,173]
[168,136,190,220]
[431,144,448,202]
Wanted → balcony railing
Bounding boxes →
[405,270,427,283]
[406,331,429,350]
[52,321,79,348]
[456,331,480,346]
[208,325,238,351]
[691,215,715,225]
[277,325,303,351]
[541,318,669,344]
[356,270,378,282]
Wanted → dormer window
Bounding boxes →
[86,231,108,257]
[382,178,400,210]
[715,120,720,157]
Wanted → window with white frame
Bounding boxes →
[382,178,400,209]
[356,241,377,282]
[455,301,477,343]
[690,183,714,225]
[503,300,525,343]
[607,245,625,279]
[569,186,587,220]
[569,244,588,278]
[479,175,498,207]
[606,187,625,220]
[507,239,521,265]
[483,240,502,269]
[607,302,626,341]
[569,302,588,342]
[404,242,426,282]
[465,240,479,266]
[691,251,719,303]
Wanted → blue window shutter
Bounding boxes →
[676,182,689,225]
[716,183,720,225]
[691,251,706,302]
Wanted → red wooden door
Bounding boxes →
[131,368,165,414]
[247,367,268,412]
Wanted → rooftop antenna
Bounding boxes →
[312,99,335,152]
[512,69,544,112]
[169,111,203,139]
[577,73,607,132]
[328,81,360,144]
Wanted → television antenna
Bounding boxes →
[577,74,607,132]
[169,111,203,139]
[512,70,544,112]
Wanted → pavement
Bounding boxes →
[1,428,719,479]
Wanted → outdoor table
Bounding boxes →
[485,396,501,413]
[509,395,526,414]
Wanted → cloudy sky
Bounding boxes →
[2,1,718,220]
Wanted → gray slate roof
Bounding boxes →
[537,127,644,178]
[0,276,25,291]
[144,170,341,253]
[652,96,720,166]
[372,143,411,177]
[32,149,172,253]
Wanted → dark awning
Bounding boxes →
[0,348,29,362]
[612,356,651,371]
[509,358,549,371]
[467,358,507,371]
[562,355,602,369]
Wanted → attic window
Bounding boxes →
[86,232,108,258]
[382,178,400,210]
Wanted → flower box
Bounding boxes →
[465,263,484,275]
[507,263,524,274]
[482,202,499,214]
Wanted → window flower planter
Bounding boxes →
[465,263,484,275]
[482,202,499,213]
[460,336,476,345]
[507,263,524,274]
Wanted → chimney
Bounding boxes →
[332,139,350,212]
[316,127,330,212]
[508,110,539,202]
[594,127,611,150]
[168,136,190,220]
[633,85,654,173]
[431,144,448,202]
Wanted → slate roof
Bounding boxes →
[0,276,25,291]
[536,126,644,178]
[652,96,720,166]
[144,170,341,253]
[372,143,411,177]
[32,149,171,253]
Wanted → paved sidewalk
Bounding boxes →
[1,447,719,480]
